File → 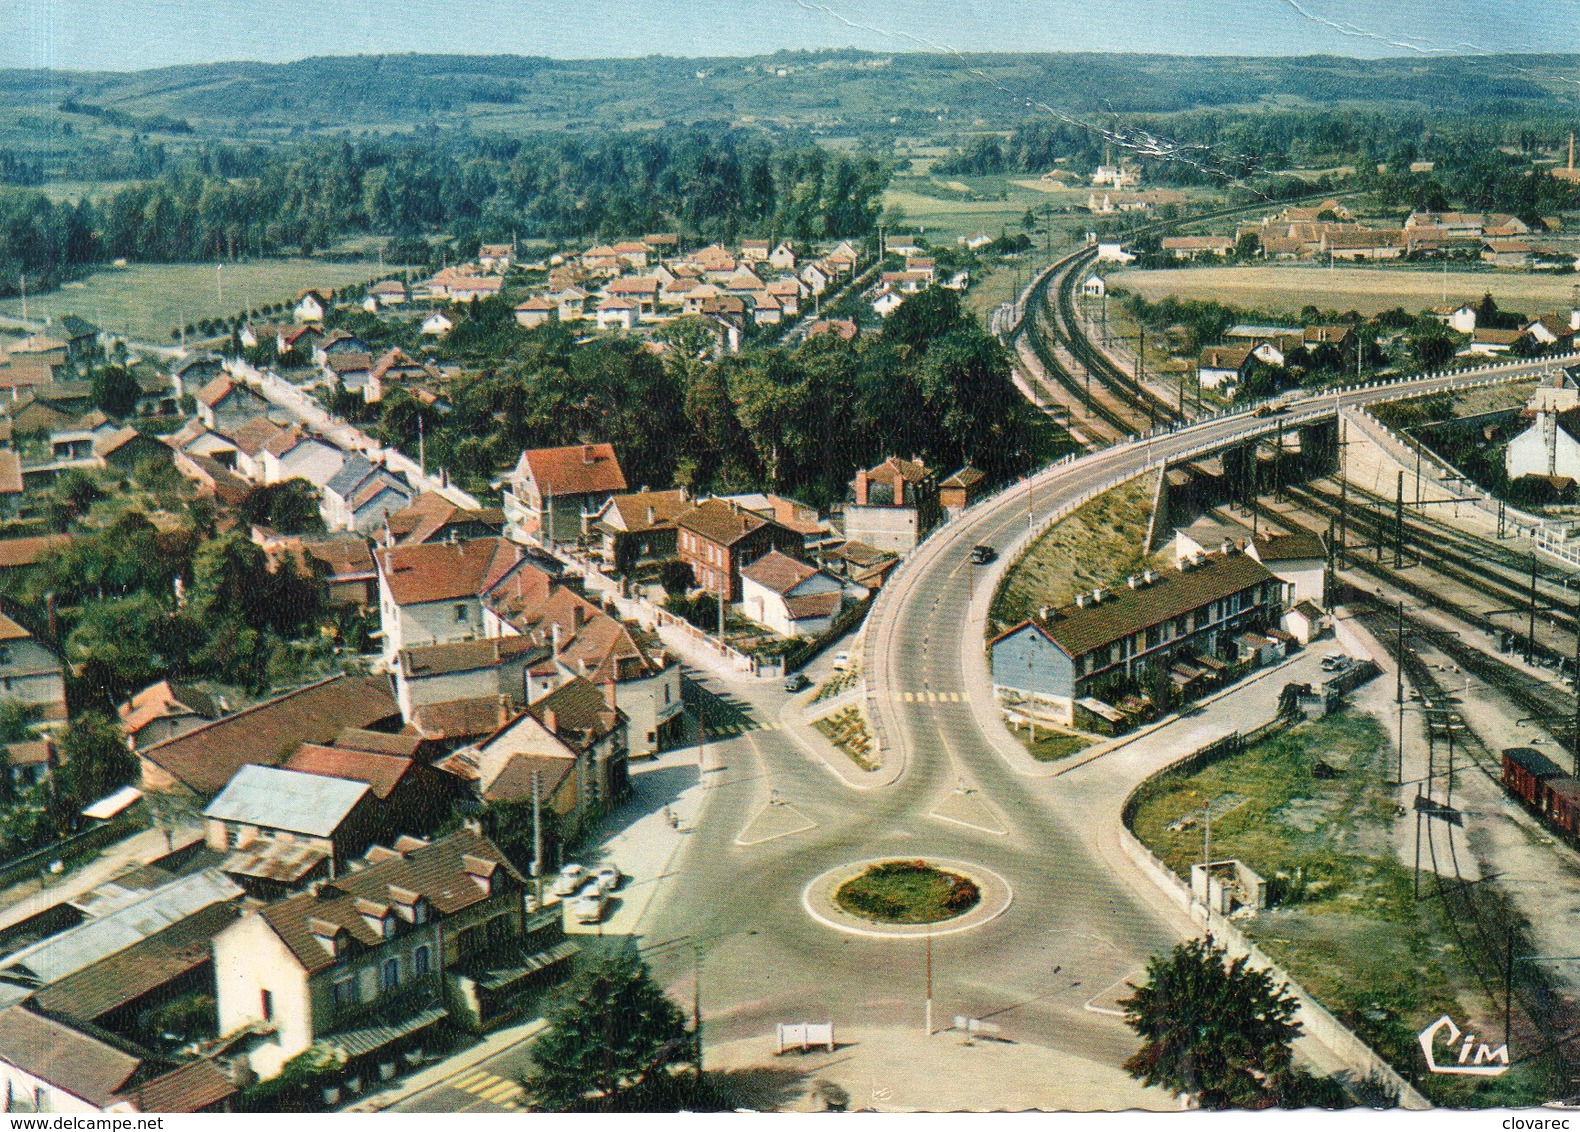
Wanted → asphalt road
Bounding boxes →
[637,346,1573,1084]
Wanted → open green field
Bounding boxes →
[0,260,402,342]
[1130,710,1558,1107]
[1108,264,1580,317]
[884,173,1096,245]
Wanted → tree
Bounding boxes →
[523,952,695,1112]
[1119,938,1314,1110]
[90,364,141,418]
[1409,330,1458,371]
[53,711,138,810]
[239,479,326,534]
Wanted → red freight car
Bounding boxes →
[1502,747,1566,811]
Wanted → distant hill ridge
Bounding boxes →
[3,50,1577,138]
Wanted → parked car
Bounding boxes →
[970,544,997,565]
[573,886,608,924]
[1320,652,1350,672]
[831,651,853,672]
[551,863,587,897]
[784,672,811,692]
[591,864,623,893]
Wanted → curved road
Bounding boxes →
[636,330,1572,1098]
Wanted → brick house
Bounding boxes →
[675,498,804,602]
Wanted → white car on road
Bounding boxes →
[572,885,608,924]
[551,864,587,897]
[591,865,623,894]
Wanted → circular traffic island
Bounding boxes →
[803,857,1012,938]
[835,860,981,924]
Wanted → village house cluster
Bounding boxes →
[1153,197,1571,270]
[0,245,1006,1110]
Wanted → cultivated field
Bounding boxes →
[0,259,402,342]
[1108,264,1580,316]
[883,173,1095,244]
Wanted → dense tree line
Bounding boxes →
[938,108,1580,213]
[370,288,1044,507]
[0,129,890,297]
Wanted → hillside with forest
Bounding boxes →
[2,51,1579,160]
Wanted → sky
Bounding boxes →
[5,0,1580,72]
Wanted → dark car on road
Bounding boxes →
[970,545,997,565]
[784,672,811,693]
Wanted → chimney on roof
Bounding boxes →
[551,622,562,655]
[497,693,511,727]
[855,467,869,506]
[544,708,559,734]
[1220,539,1233,556]
[647,505,657,525]
[603,680,618,709]
[577,658,588,677]
[583,444,595,464]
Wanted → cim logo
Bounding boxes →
[1417,1015,1510,1076]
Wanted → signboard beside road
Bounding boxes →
[776,1023,835,1054]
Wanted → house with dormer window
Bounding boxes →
[212,829,569,1080]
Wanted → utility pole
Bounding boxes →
[1203,797,1212,876]
[531,768,544,908]
[1394,470,1405,568]
[1422,787,1434,904]
[1276,425,1285,503]
[1338,458,1349,569]
[1504,925,1515,1050]
[1396,600,1406,708]
[1140,326,1153,428]
[717,587,726,639]
[924,932,934,1036]
[1527,553,1539,665]
[693,944,704,1083]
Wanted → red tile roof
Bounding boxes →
[0,448,22,495]
[283,744,416,800]
[140,674,399,798]
[0,1006,143,1110]
[516,443,627,498]
[676,497,771,548]
[740,549,817,595]
[258,828,520,972]
[374,537,525,607]
[409,696,519,742]
[123,1057,238,1114]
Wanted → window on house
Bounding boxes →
[663,684,671,704]
[332,977,358,1010]
[261,989,274,1021]
[455,603,468,623]
[414,945,431,977]
[382,957,401,991]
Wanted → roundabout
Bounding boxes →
[801,857,1014,938]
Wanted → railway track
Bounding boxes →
[1015,267,1146,443]
[1000,189,1365,450]
[1281,481,1580,652]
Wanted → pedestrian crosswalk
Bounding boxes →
[703,720,783,736]
[900,691,971,704]
[447,1069,524,1110]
